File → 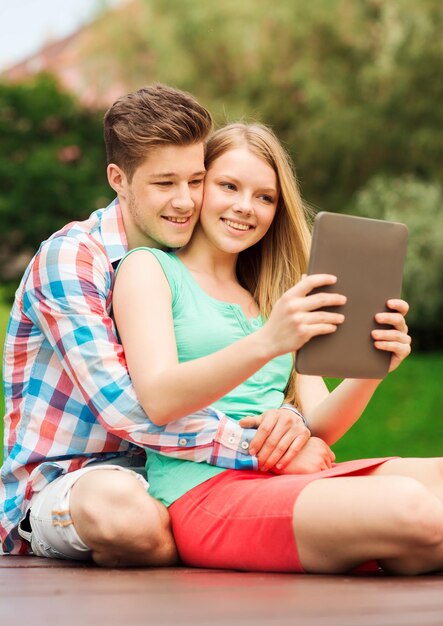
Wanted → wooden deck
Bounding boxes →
[2,556,443,625]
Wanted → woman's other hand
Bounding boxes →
[271,437,335,475]
[372,299,412,373]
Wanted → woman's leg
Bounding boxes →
[293,474,443,575]
[371,457,443,501]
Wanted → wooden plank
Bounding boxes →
[1,558,443,626]
[0,555,88,568]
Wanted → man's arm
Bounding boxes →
[22,236,259,469]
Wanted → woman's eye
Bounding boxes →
[221,182,236,191]
[260,195,274,204]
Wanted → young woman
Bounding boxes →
[113,123,443,575]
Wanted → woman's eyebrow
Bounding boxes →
[215,172,276,191]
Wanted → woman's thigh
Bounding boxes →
[169,470,316,572]
[370,457,443,498]
[293,474,443,574]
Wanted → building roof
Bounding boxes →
[1,2,135,108]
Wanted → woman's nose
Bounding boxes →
[233,198,253,214]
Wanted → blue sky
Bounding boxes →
[0,0,123,71]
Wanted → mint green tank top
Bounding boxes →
[121,248,292,506]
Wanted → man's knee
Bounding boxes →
[69,469,175,565]
[71,470,148,523]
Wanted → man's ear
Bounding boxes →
[107,163,128,197]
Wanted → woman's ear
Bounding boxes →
[107,163,128,198]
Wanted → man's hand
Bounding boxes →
[239,407,310,472]
[272,437,335,475]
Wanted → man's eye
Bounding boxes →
[189,178,204,187]
[154,181,173,187]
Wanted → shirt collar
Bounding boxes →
[99,198,129,264]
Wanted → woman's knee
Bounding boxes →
[387,477,443,548]
[427,457,443,483]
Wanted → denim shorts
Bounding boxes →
[18,461,149,561]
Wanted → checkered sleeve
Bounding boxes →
[22,235,258,470]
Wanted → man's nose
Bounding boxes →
[171,184,195,211]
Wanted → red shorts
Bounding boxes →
[169,458,391,573]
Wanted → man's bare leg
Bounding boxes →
[70,469,178,568]
[293,474,443,575]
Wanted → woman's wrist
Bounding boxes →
[281,403,310,431]
[252,326,280,362]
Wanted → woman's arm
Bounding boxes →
[298,299,412,445]
[113,251,345,426]
[114,251,271,425]
[298,375,382,445]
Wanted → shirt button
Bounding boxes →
[179,438,187,446]
[241,441,249,450]
[251,319,260,328]
[228,436,235,444]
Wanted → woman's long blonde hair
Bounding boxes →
[205,123,312,407]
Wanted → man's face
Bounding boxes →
[115,143,206,250]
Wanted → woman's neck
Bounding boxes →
[177,224,259,319]
[177,227,238,283]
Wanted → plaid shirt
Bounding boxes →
[1,200,258,554]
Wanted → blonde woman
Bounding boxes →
[114,124,443,575]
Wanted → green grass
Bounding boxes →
[330,352,443,460]
[0,286,442,465]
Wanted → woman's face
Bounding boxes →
[199,147,279,255]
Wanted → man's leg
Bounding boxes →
[293,474,443,575]
[21,465,177,567]
[69,468,178,567]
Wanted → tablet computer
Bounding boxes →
[295,212,408,379]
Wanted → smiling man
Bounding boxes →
[1,84,310,566]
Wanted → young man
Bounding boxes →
[1,84,312,567]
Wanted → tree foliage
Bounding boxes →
[0,75,112,279]
[352,176,443,348]
[85,0,443,212]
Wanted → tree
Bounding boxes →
[0,75,111,280]
[352,175,443,347]
[82,0,443,213]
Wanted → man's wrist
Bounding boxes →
[281,403,310,431]
[210,414,259,470]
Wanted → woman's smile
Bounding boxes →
[221,218,255,233]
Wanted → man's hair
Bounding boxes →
[104,83,213,181]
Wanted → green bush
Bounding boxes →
[351,175,443,348]
[0,75,112,279]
